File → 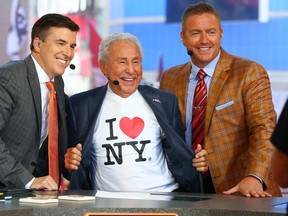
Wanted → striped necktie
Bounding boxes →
[191,69,207,150]
[46,81,59,186]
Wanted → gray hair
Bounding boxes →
[98,33,143,64]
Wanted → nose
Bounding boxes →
[63,45,74,59]
[126,63,135,74]
[200,33,208,43]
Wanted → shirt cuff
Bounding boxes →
[246,174,267,191]
[25,177,35,189]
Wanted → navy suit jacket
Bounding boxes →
[67,84,202,193]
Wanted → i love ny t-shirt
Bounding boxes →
[91,87,178,192]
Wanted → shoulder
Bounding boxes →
[220,49,265,72]
[0,60,29,92]
[162,61,191,79]
[0,60,27,75]
[139,85,178,101]
[70,85,106,104]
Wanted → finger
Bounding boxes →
[263,191,272,197]
[251,191,272,198]
[197,166,208,172]
[223,186,240,196]
[195,149,208,159]
[193,156,206,163]
[193,161,208,172]
[65,158,80,171]
[42,176,58,190]
[66,147,82,156]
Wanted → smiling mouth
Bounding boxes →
[121,78,135,82]
[57,58,68,66]
[198,47,210,51]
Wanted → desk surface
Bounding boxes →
[0,190,287,216]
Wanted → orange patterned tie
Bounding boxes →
[46,81,59,186]
[191,69,207,150]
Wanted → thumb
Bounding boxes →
[76,143,82,151]
[195,144,202,154]
[223,186,237,195]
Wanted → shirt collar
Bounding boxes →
[31,55,54,84]
[190,50,221,79]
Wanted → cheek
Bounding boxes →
[136,68,143,75]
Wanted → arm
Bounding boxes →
[0,67,34,188]
[64,96,83,172]
[224,62,276,197]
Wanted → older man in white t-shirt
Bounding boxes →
[64,33,208,193]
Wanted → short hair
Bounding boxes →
[181,2,221,33]
[30,13,80,51]
[98,33,143,65]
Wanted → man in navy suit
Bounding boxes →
[0,14,79,190]
[64,33,208,192]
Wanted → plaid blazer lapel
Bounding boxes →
[205,50,231,139]
[174,62,191,128]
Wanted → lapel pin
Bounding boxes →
[152,99,161,103]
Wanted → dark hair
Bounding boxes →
[182,2,221,33]
[30,13,80,51]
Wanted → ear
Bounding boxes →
[99,60,106,76]
[220,28,224,39]
[180,32,186,45]
[33,37,41,52]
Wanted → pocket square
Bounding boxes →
[215,100,235,111]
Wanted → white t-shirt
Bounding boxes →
[91,87,178,192]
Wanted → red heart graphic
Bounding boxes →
[119,117,144,139]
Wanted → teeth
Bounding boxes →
[123,78,134,81]
[199,47,209,50]
[58,59,66,64]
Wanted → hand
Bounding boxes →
[30,176,58,190]
[192,144,209,173]
[64,143,82,171]
[223,176,272,198]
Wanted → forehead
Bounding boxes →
[108,40,141,57]
[45,27,77,40]
[184,13,220,29]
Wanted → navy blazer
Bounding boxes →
[67,84,202,193]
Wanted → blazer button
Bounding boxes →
[31,162,36,166]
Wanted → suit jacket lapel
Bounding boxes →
[174,62,191,128]
[205,49,231,138]
[25,55,42,134]
[82,85,107,164]
[54,76,65,123]
[139,85,165,118]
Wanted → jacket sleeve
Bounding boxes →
[0,66,34,188]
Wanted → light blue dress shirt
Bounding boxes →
[185,51,221,146]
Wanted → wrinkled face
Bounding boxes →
[100,40,142,98]
[181,13,223,68]
[32,27,77,79]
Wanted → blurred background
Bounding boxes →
[0,0,288,116]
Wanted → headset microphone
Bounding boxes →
[69,64,76,70]
[187,50,193,56]
[107,77,119,85]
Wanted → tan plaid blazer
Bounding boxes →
[160,49,281,196]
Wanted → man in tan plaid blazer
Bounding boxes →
[160,2,281,197]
